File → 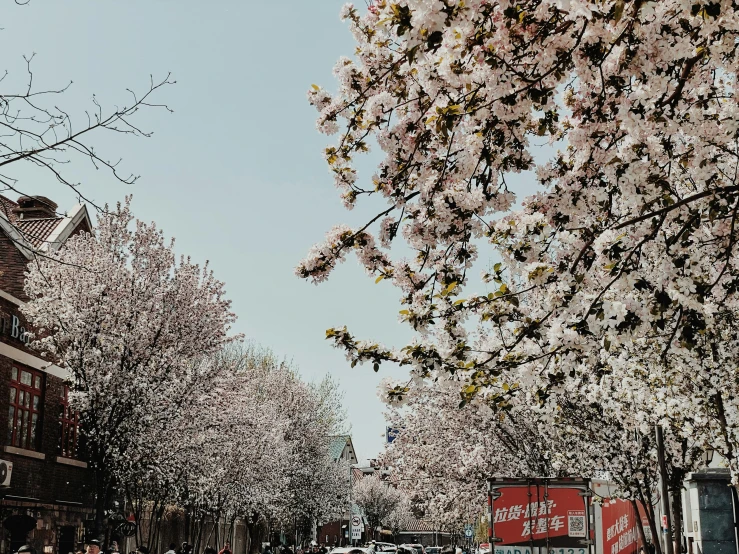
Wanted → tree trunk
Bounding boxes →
[670,472,685,554]
[94,468,111,541]
[631,500,650,553]
[636,482,662,554]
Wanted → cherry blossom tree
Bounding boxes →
[385,494,414,544]
[119,342,350,554]
[298,0,738,482]
[353,472,402,540]
[22,198,238,538]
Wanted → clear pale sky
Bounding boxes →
[1,0,418,461]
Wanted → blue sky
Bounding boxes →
[2,0,417,461]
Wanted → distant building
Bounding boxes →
[315,436,360,546]
[328,436,358,465]
[0,195,94,554]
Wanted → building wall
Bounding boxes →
[0,213,96,554]
[316,521,343,547]
[395,532,452,547]
[0,354,92,504]
[0,233,30,301]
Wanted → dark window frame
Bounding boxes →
[59,385,80,459]
[8,366,43,450]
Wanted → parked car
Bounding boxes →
[401,545,425,554]
[425,548,441,554]
[372,544,397,553]
[330,548,373,554]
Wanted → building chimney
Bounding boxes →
[12,196,59,220]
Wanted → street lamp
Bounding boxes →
[702,447,714,466]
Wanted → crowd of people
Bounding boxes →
[263,541,329,554]
[12,538,235,554]
[11,536,465,554]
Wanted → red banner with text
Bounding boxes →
[492,486,587,545]
[601,498,650,554]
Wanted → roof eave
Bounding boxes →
[41,202,92,253]
[0,211,34,260]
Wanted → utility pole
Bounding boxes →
[655,425,675,554]
[348,463,354,547]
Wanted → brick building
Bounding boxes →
[0,195,94,554]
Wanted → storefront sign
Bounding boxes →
[0,312,31,345]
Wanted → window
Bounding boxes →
[8,366,43,450]
[59,386,80,458]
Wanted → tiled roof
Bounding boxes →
[400,519,447,532]
[0,195,18,224]
[329,435,351,460]
[16,217,64,247]
[0,194,65,248]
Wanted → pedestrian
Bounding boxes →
[136,546,149,554]
[179,543,190,554]
[218,543,232,554]
[165,545,177,554]
[204,547,217,554]
[87,540,103,554]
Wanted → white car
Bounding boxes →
[330,549,373,554]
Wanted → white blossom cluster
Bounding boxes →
[353,472,405,536]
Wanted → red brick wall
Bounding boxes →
[316,521,344,547]
[0,352,94,504]
[0,217,94,506]
[0,231,30,301]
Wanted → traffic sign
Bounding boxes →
[386,427,403,443]
[465,529,473,538]
[351,516,361,527]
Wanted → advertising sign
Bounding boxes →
[491,484,589,545]
[493,549,588,554]
[601,498,647,554]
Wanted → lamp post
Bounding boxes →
[702,447,714,467]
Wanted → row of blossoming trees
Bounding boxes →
[22,200,349,553]
[297,0,739,550]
